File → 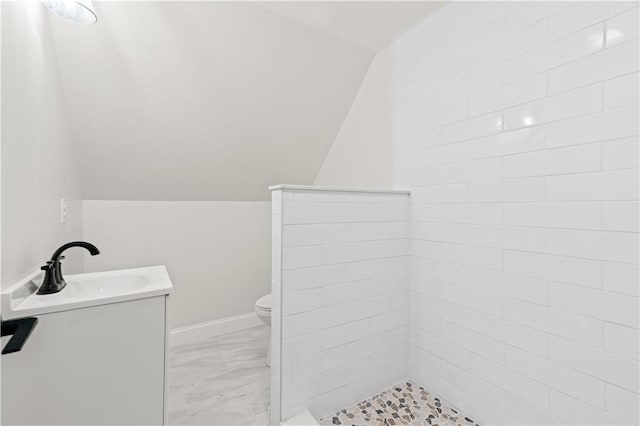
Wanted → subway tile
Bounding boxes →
[282,264,347,292]
[368,203,408,222]
[547,1,637,40]
[604,322,639,360]
[549,335,639,393]
[321,319,370,350]
[438,203,502,225]
[501,320,549,358]
[283,223,347,247]
[549,281,639,328]
[282,246,322,270]
[322,242,372,264]
[603,262,639,296]
[346,296,389,321]
[290,345,347,383]
[291,305,347,336]
[412,182,468,204]
[469,85,504,117]
[550,389,629,425]
[416,329,470,369]
[499,18,552,61]
[468,53,504,95]
[503,72,548,108]
[468,224,547,253]
[439,281,503,315]
[345,222,391,242]
[603,201,639,232]
[319,357,369,394]
[468,177,546,202]
[606,384,640,424]
[470,2,516,30]
[547,228,639,263]
[602,137,639,170]
[283,288,326,315]
[468,126,546,160]
[547,106,638,147]
[442,321,505,364]
[369,239,409,259]
[322,203,370,223]
[413,222,468,244]
[282,202,323,224]
[605,72,639,109]
[546,169,639,201]
[441,15,506,64]
[470,353,550,410]
[411,240,442,260]
[389,3,638,422]
[549,39,639,94]
[439,99,469,125]
[506,394,565,425]
[282,331,322,362]
[322,280,371,307]
[504,24,605,83]
[549,363,606,409]
[504,250,602,289]
[606,7,640,48]
[504,201,602,230]
[505,2,571,34]
[503,143,601,178]
[281,377,321,409]
[504,297,603,348]
[413,258,469,286]
[503,84,603,131]
[439,157,502,184]
[505,345,551,383]
[346,259,389,281]
[467,267,547,306]
[441,111,503,144]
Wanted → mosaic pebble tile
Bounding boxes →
[319,381,480,426]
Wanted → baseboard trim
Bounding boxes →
[170,312,263,347]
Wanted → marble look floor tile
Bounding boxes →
[168,325,270,425]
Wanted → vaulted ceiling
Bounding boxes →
[49,1,440,201]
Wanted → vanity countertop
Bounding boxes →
[1,265,173,319]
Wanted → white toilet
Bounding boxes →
[254,293,271,366]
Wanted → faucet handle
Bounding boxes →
[40,261,54,271]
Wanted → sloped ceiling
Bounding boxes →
[49,1,437,201]
[259,2,442,51]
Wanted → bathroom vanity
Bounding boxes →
[1,266,173,425]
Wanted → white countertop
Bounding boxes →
[2,265,173,319]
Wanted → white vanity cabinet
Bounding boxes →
[1,266,172,426]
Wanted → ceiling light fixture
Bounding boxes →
[42,0,97,24]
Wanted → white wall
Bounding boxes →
[49,2,374,202]
[1,2,84,287]
[274,187,409,421]
[394,2,639,425]
[314,47,393,188]
[82,201,271,329]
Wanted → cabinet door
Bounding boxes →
[2,296,166,426]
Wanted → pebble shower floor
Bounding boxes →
[319,381,480,426]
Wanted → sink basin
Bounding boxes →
[1,266,173,319]
[65,274,150,299]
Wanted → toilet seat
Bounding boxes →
[255,294,271,312]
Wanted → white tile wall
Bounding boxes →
[276,188,410,420]
[394,2,639,424]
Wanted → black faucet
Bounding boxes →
[37,241,100,295]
